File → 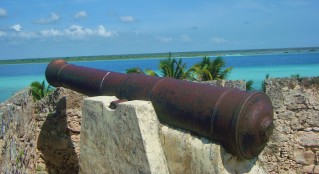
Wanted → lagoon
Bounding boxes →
[1,52,319,103]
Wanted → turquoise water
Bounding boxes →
[1,52,319,102]
[0,74,44,99]
[228,64,319,89]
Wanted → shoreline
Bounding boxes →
[0,46,318,65]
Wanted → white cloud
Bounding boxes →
[40,29,63,37]
[0,31,6,37]
[210,36,239,45]
[10,24,22,32]
[16,31,38,39]
[210,37,227,44]
[156,36,174,43]
[64,25,94,38]
[181,35,192,42]
[0,8,7,17]
[96,25,114,37]
[74,11,87,19]
[34,13,60,24]
[40,25,117,39]
[0,25,117,40]
[120,16,135,23]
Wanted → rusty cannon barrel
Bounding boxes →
[45,59,274,159]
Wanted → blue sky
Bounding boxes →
[0,0,318,60]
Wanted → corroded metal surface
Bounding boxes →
[45,59,274,159]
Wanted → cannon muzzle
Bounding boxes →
[45,59,274,159]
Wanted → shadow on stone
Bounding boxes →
[37,97,79,173]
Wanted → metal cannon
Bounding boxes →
[45,59,274,159]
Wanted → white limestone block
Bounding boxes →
[79,96,169,174]
[159,126,266,174]
[79,96,266,174]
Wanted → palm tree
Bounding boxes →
[191,56,233,81]
[144,69,160,77]
[146,54,193,80]
[159,57,188,79]
[30,80,53,101]
[245,80,254,91]
[125,67,145,74]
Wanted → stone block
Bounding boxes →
[159,126,266,174]
[79,96,266,173]
[294,149,315,165]
[303,165,319,174]
[296,131,319,147]
[79,96,168,174]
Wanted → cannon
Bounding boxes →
[45,59,274,159]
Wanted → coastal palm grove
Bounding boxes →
[126,55,255,91]
[126,55,233,82]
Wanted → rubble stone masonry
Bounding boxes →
[259,77,319,173]
[0,78,318,173]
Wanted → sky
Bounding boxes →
[0,0,319,60]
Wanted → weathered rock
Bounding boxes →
[35,88,86,173]
[296,131,319,147]
[201,79,246,90]
[0,88,36,173]
[79,96,169,174]
[159,125,266,174]
[0,87,86,173]
[259,77,319,173]
[1,77,319,173]
[79,96,266,174]
[303,165,319,174]
[294,149,315,165]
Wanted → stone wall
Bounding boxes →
[0,89,36,173]
[0,88,86,173]
[259,77,319,173]
[0,79,244,173]
[201,79,246,91]
[1,77,319,173]
[35,88,86,173]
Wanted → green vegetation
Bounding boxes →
[142,54,194,80]
[157,57,192,80]
[291,74,300,78]
[126,54,232,82]
[125,67,144,74]
[36,165,45,172]
[245,80,254,91]
[16,150,24,164]
[144,69,159,77]
[291,73,302,82]
[190,56,232,81]
[262,74,270,92]
[1,47,318,65]
[30,80,54,101]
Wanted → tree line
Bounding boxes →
[126,54,233,82]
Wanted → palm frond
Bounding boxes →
[144,69,159,77]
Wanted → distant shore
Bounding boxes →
[0,46,318,65]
